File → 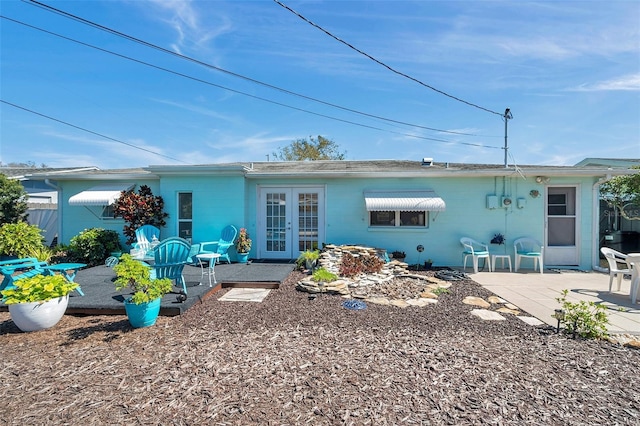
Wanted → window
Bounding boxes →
[178,192,192,242]
[101,204,117,220]
[370,210,427,227]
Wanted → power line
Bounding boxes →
[273,0,503,117]
[21,0,495,138]
[0,100,187,163]
[2,15,502,150]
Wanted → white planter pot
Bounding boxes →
[8,295,69,332]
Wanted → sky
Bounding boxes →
[1,0,639,169]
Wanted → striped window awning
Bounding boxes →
[364,190,446,212]
[68,183,134,206]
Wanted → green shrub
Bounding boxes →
[312,268,338,283]
[0,222,45,258]
[69,228,122,266]
[113,254,173,304]
[1,274,78,304]
[556,289,609,339]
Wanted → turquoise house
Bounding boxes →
[22,159,639,271]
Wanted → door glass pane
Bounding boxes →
[548,217,575,246]
[266,193,287,252]
[298,193,318,251]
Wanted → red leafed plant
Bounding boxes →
[113,185,168,244]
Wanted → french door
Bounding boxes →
[258,187,325,259]
[545,186,579,265]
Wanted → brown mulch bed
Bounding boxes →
[1,270,639,425]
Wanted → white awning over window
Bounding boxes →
[364,190,446,212]
[68,184,134,206]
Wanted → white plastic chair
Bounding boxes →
[600,247,630,292]
[460,237,492,273]
[514,237,544,274]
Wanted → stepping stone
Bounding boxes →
[505,303,519,310]
[488,296,507,304]
[471,309,505,321]
[463,296,491,308]
[390,299,410,308]
[497,307,520,315]
[218,288,271,302]
[419,290,438,299]
[406,298,438,306]
[366,297,391,306]
[517,316,545,326]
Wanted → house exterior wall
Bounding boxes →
[55,171,602,270]
[59,180,159,248]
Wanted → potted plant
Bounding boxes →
[390,250,406,262]
[297,249,320,270]
[235,228,252,264]
[490,233,505,245]
[1,274,78,332]
[112,254,173,328]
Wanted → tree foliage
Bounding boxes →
[600,167,640,221]
[272,135,346,161]
[0,174,29,225]
[112,185,168,244]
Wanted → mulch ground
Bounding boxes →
[1,270,639,425]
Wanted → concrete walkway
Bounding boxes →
[469,269,640,335]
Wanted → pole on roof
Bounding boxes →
[503,108,513,168]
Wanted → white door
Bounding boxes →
[545,186,579,265]
[258,187,324,259]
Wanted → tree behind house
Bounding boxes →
[272,135,346,161]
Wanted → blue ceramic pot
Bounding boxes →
[124,297,161,328]
[237,253,249,264]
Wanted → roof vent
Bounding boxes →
[421,157,434,166]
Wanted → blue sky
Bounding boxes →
[1,0,638,169]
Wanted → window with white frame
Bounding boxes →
[369,210,428,227]
[178,192,192,242]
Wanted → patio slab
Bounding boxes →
[469,269,640,335]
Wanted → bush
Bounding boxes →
[113,185,168,245]
[69,228,121,266]
[556,289,609,339]
[312,268,338,283]
[0,222,45,258]
[0,174,28,225]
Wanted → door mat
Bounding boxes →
[218,288,271,302]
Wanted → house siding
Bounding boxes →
[42,161,622,271]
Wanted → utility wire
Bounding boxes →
[2,15,502,150]
[21,0,495,138]
[0,100,187,163]
[274,0,503,117]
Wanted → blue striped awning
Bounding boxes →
[364,190,446,212]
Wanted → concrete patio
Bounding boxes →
[469,269,640,335]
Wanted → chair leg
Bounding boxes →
[515,256,520,272]
[631,276,639,304]
[609,275,614,293]
[472,257,479,274]
[616,274,623,292]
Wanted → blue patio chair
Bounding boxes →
[133,224,160,252]
[149,237,191,294]
[199,225,238,264]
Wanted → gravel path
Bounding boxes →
[1,271,639,425]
